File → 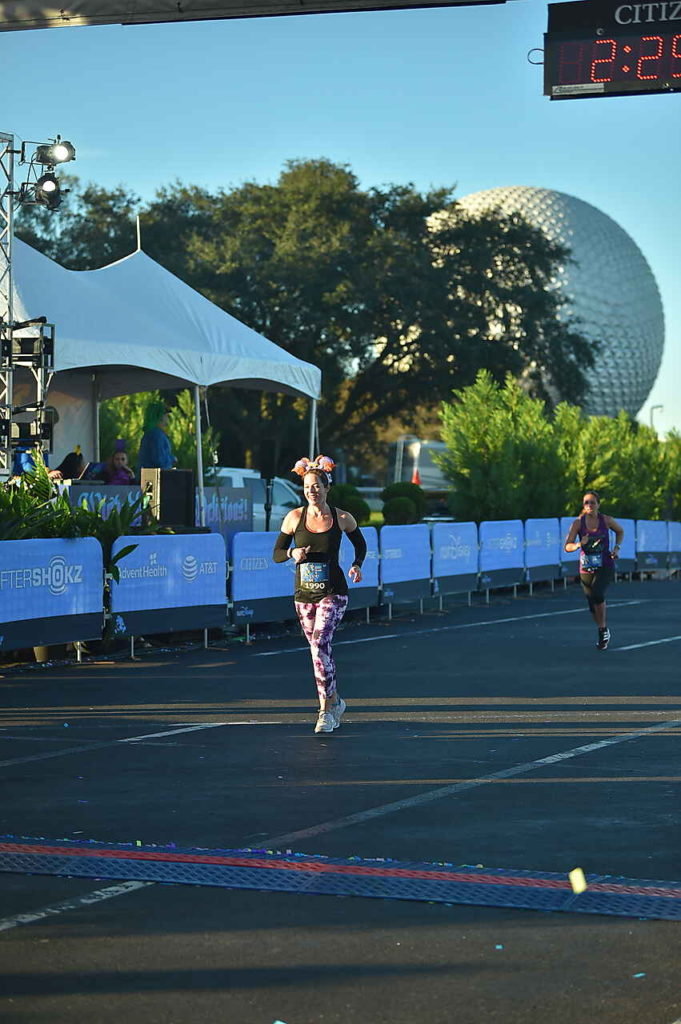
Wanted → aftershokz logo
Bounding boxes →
[0,555,84,596]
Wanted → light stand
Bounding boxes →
[0,131,75,475]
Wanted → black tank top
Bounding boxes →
[293,505,348,603]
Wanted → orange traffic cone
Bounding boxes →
[411,467,421,485]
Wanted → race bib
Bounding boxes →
[581,537,603,571]
[300,561,330,594]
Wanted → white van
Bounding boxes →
[209,467,301,531]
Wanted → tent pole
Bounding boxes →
[194,385,206,527]
[92,373,100,461]
[308,398,317,458]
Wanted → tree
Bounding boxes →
[99,389,220,479]
[436,370,570,521]
[16,161,593,472]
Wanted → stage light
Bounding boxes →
[35,173,62,210]
[35,137,76,166]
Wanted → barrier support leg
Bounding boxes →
[245,624,251,644]
[203,628,208,650]
[551,579,555,592]
[485,589,490,605]
[365,608,370,624]
[388,603,393,621]
[75,642,82,664]
[130,636,135,659]
[419,598,424,615]
[467,591,471,607]
[513,584,517,598]
[528,581,533,597]
[439,595,443,612]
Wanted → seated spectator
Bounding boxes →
[103,441,136,485]
[48,447,85,481]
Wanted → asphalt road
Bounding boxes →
[1,577,680,1024]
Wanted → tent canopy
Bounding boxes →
[12,239,321,401]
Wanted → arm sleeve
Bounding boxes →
[347,526,367,567]
[272,532,293,563]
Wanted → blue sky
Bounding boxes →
[3,0,679,435]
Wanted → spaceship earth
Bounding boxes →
[456,186,665,418]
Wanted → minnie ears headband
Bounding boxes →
[291,455,336,481]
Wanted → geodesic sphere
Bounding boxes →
[456,186,664,417]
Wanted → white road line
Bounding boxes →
[263,714,681,846]
[0,880,153,932]
[0,722,229,769]
[613,635,681,653]
[253,600,646,657]
[118,723,228,743]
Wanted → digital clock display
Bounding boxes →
[544,0,681,98]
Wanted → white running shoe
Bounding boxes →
[314,710,336,734]
[333,697,347,728]
[597,627,611,650]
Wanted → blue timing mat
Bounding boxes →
[1,838,680,920]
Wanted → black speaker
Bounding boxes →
[141,468,195,527]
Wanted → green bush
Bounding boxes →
[381,482,426,519]
[382,496,418,525]
[327,483,371,525]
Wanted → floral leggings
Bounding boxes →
[294,594,349,701]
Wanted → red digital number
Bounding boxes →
[637,35,664,79]
[559,41,586,84]
[591,38,617,82]
[672,34,681,77]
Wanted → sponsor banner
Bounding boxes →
[67,482,143,522]
[0,538,103,649]
[340,526,379,611]
[636,519,669,570]
[0,538,103,625]
[379,525,431,585]
[524,518,561,582]
[230,531,294,603]
[199,486,252,551]
[615,517,636,573]
[479,520,524,573]
[431,522,478,579]
[524,519,561,568]
[669,522,681,569]
[110,533,226,616]
[559,515,580,575]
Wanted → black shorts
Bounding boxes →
[579,566,614,604]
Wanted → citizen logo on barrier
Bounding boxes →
[235,606,254,618]
[239,556,270,571]
[0,556,84,596]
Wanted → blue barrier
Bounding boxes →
[478,520,525,590]
[559,516,580,578]
[636,519,670,572]
[669,522,681,571]
[379,524,431,604]
[0,538,103,650]
[431,522,478,596]
[524,518,561,583]
[230,531,294,625]
[110,533,227,636]
[340,526,380,611]
[615,517,636,574]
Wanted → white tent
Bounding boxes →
[11,239,321,516]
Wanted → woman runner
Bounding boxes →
[564,490,624,650]
[273,455,367,734]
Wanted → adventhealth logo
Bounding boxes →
[0,555,84,596]
[119,552,168,580]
